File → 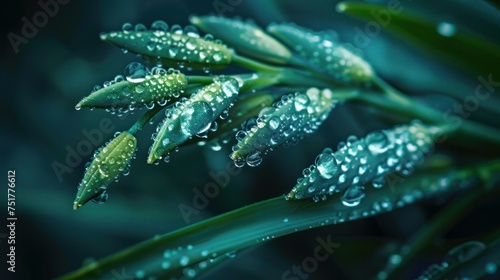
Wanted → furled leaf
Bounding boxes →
[148,76,240,163]
[267,22,374,84]
[287,121,439,201]
[190,16,292,64]
[230,88,338,167]
[76,63,187,111]
[74,131,137,210]
[100,24,233,69]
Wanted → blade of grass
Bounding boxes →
[57,159,500,280]
[337,2,500,78]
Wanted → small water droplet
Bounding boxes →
[485,262,497,274]
[124,62,150,83]
[91,190,108,204]
[246,151,263,167]
[294,94,310,111]
[161,261,170,269]
[437,22,456,37]
[268,116,281,130]
[389,254,402,265]
[180,101,213,135]
[315,151,337,179]
[122,22,133,33]
[135,270,145,279]
[341,185,365,207]
[447,241,485,263]
[366,131,391,154]
[179,255,190,266]
[371,176,385,188]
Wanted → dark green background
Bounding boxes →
[1,0,499,279]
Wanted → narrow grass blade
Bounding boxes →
[57,159,499,280]
[336,2,500,78]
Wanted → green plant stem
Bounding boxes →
[127,105,166,135]
[57,160,500,280]
[232,53,282,73]
[186,76,214,84]
[355,90,500,149]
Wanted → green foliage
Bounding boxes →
[61,5,500,279]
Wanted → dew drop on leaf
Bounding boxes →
[366,131,391,155]
[436,22,456,37]
[485,262,497,274]
[122,22,133,33]
[447,241,485,263]
[124,62,150,83]
[246,151,263,167]
[179,255,190,266]
[180,101,213,135]
[91,190,108,204]
[161,261,170,270]
[315,151,337,179]
[341,185,365,207]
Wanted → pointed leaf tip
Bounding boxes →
[76,64,187,112]
[74,131,137,209]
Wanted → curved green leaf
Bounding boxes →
[57,159,499,280]
[288,121,440,200]
[230,88,345,167]
[76,68,187,111]
[267,22,374,84]
[337,1,500,77]
[190,16,292,65]
[100,29,233,69]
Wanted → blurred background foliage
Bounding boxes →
[1,0,499,279]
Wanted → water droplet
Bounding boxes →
[437,22,456,37]
[269,116,281,130]
[389,254,401,265]
[180,101,213,135]
[91,190,108,204]
[122,22,133,33]
[315,152,337,179]
[283,217,289,223]
[371,176,385,188]
[151,20,168,35]
[179,255,190,266]
[294,94,310,111]
[134,23,147,32]
[161,261,170,269]
[366,131,391,154]
[124,62,150,83]
[246,151,263,167]
[485,262,497,274]
[341,185,365,207]
[135,270,145,279]
[213,53,222,62]
[447,241,485,263]
[183,268,196,278]
[186,38,197,50]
